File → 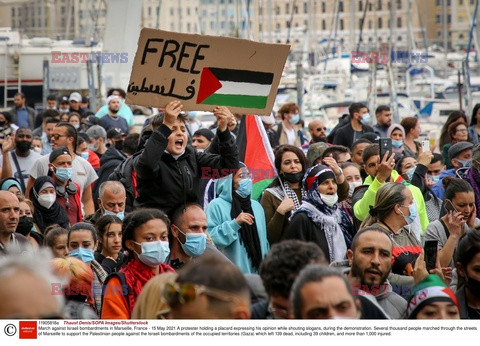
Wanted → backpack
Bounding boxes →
[108,153,139,212]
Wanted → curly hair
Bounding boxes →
[259,240,326,298]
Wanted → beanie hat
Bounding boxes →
[406,274,459,319]
[49,146,71,163]
[193,128,214,142]
[303,164,335,191]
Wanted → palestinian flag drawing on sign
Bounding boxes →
[196,67,274,109]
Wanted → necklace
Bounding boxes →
[381,221,397,235]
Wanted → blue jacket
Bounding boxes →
[468,125,479,144]
[431,169,456,200]
[206,176,269,274]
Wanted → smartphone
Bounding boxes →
[378,137,392,161]
[421,140,430,152]
[444,200,458,214]
[424,240,438,272]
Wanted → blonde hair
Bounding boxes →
[131,272,177,319]
[50,257,94,306]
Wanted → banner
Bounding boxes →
[126,29,290,115]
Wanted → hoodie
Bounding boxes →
[431,168,456,200]
[206,175,269,274]
[353,170,428,239]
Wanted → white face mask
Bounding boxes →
[348,181,362,198]
[320,193,339,207]
[38,193,56,209]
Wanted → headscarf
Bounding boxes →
[387,123,406,155]
[407,274,460,319]
[0,177,23,194]
[31,176,69,232]
[230,167,263,271]
[290,164,353,262]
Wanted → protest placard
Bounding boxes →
[126,29,290,115]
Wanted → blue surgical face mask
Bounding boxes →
[104,209,125,221]
[89,143,98,152]
[236,179,252,198]
[54,166,73,182]
[174,226,207,257]
[133,240,170,267]
[60,108,69,114]
[73,124,80,129]
[188,111,197,119]
[361,113,371,125]
[455,158,472,168]
[405,166,416,181]
[392,139,403,148]
[81,151,89,160]
[289,114,300,125]
[400,202,417,225]
[69,248,95,263]
[427,174,441,183]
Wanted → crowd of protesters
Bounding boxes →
[0,92,479,321]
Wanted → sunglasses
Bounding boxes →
[163,282,239,308]
[317,127,327,131]
[51,134,68,140]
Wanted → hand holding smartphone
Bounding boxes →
[421,140,430,152]
[444,200,458,214]
[424,240,438,272]
[378,137,393,161]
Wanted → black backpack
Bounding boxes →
[108,153,140,212]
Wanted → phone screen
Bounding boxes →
[424,240,438,272]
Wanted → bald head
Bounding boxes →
[308,119,327,143]
[0,191,20,237]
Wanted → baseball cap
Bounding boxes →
[84,115,100,127]
[69,92,82,103]
[86,125,107,140]
[107,127,126,139]
[448,141,473,161]
[49,146,71,163]
[307,142,329,167]
[59,96,69,104]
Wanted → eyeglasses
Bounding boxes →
[317,127,327,131]
[163,282,240,308]
[51,134,67,140]
[456,129,468,133]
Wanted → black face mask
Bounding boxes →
[114,140,124,151]
[0,121,6,127]
[16,216,34,236]
[16,141,32,153]
[281,171,304,184]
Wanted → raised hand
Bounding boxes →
[162,100,183,128]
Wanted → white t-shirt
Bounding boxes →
[285,127,296,145]
[0,150,42,187]
[29,154,98,197]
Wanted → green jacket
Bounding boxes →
[353,170,429,235]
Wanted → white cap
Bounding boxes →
[69,92,82,102]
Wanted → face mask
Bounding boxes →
[399,202,418,225]
[38,193,56,209]
[360,113,371,125]
[466,277,480,299]
[114,140,124,151]
[405,166,416,181]
[16,141,32,153]
[392,139,403,148]
[73,124,80,129]
[236,179,252,198]
[54,166,73,182]
[104,209,125,221]
[174,226,207,257]
[69,248,95,263]
[89,143,98,152]
[427,174,440,183]
[281,171,304,184]
[455,159,471,168]
[81,151,89,160]
[0,121,5,127]
[320,193,339,207]
[196,148,205,153]
[16,216,34,236]
[289,114,300,125]
[188,112,197,119]
[133,240,170,267]
[348,181,362,198]
[33,147,42,154]
[59,109,69,114]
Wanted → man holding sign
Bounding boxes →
[134,100,239,217]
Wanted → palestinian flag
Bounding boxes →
[236,114,276,200]
[196,67,273,109]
